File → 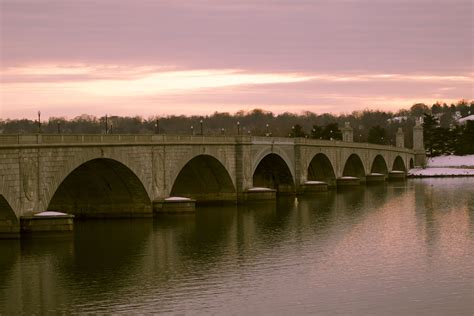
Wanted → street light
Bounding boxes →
[57,121,61,134]
[105,114,108,134]
[191,125,194,135]
[221,128,225,135]
[266,123,270,136]
[155,119,160,134]
[110,123,113,134]
[200,119,203,135]
[237,121,240,135]
[292,125,295,137]
[37,111,41,133]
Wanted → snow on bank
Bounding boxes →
[408,168,474,177]
[427,155,474,168]
[409,155,474,177]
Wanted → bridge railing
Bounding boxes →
[0,134,252,145]
[0,134,413,153]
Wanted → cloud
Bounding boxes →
[1,63,471,119]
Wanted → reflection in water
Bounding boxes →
[1,179,473,314]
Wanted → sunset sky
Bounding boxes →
[1,0,472,119]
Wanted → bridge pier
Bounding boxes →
[366,173,387,183]
[20,212,74,234]
[336,177,361,186]
[154,197,196,213]
[0,219,20,239]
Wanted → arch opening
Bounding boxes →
[307,153,336,186]
[342,154,366,180]
[392,156,407,172]
[370,155,389,175]
[0,195,19,236]
[47,158,152,218]
[253,153,295,194]
[409,158,414,169]
[170,155,236,202]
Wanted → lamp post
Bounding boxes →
[266,123,270,136]
[200,119,203,135]
[105,114,108,134]
[191,125,194,135]
[292,125,295,137]
[155,119,159,134]
[237,121,240,135]
[110,123,113,134]
[57,121,61,134]
[221,128,225,135]
[37,111,41,133]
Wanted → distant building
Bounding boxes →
[387,116,407,123]
[458,114,474,125]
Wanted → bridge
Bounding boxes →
[0,125,424,237]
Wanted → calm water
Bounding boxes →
[1,178,473,315]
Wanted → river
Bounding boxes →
[1,178,473,314]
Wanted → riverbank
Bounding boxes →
[408,155,474,177]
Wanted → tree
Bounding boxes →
[456,121,474,155]
[410,103,430,117]
[423,113,439,156]
[367,125,387,144]
[310,125,323,139]
[289,124,306,137]
[321,123,342,140]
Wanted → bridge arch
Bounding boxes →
[47,158,152,218]
[370,155,389,175]
[253,153,295,193]
[307,153,336,186]
[170,154,236,202]
[342,154,366,179]
[392,156,407,172]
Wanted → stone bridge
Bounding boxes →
[0,128,423,236]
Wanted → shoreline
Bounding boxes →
[407,173,474,178]
[407,155,474,178]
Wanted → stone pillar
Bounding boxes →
[413,119,426,167]
[235,136,253,201]
[341,122,353,142]
[396,128,404,148]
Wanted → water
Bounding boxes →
[1,178,473,315]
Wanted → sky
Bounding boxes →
[0,0,472,119]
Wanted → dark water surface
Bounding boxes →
[1,178,473,315]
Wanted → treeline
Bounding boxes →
[1,100,473,155]
[423,113,474,156]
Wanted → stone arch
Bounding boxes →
[170,154,236,202]
[42,149,152,213]
[342,154,366,179]
[307,153,336,186]
[392,156,407,172]
[370,155,389,174]
[47,158,152,218]
[409,158,414,169]
[253,153,295,193]
[252,146,295,182]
